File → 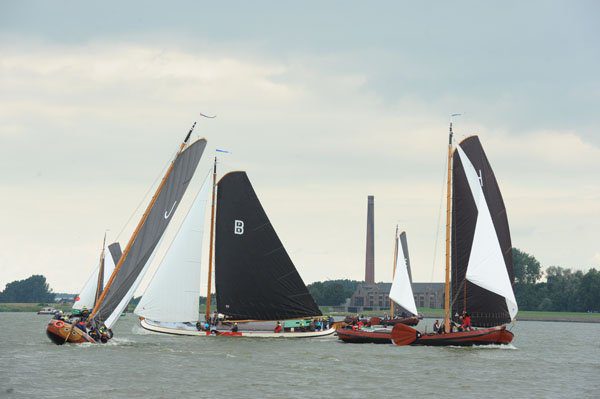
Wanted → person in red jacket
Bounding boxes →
[274,322,282,333]
[461,312,472,331]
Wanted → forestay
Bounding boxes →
[455,142,517,321]
[135,176,211,323]
[389,231,418,316]
[92,139,207,327]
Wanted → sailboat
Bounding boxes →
[337,227,418,343]
[391,122,517,346]
[46,126,207,345]
[137,164,335,337]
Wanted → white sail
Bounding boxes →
[388,231,418,316]
[72,265,100,311]
[456,145,518,320]
[73,246,117,311]
[134,178,210,323]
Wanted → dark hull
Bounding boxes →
[391,323,514,346]
[381,316,419,327]
[336,328,392,344]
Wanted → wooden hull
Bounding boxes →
[336,328,392,344]
[46,320,96,345]
[391,323,514,346]
[140,318,336,338]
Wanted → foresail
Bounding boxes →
[73,243,121,310]
[135,176,210,323]
[389,231,418,316]
[92,139,207,326]
[215,171,322,320]
[452,138,517,325]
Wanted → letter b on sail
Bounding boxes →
[234,220,244,235]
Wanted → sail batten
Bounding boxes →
[451,136,516,326]
[215,171,321,320]
[91,139,207,326]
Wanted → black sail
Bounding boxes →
[215,171,322,320]
[93,139,206,324]
[451,136,514,327]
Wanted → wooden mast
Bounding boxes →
[390,225,399,316]
[94,233,107,306]
[205,156,217,323]
[89,125,196,320]
[444,122,454,333]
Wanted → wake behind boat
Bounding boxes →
[46,124,207,344]
[136,166,335,338]
[392,121,517,347]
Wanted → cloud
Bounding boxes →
[1,41,599,293]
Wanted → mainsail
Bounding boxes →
[135,176,211,323]
[73,242,121,310]
[389,231,418,316]
[91,138,207,326]
[451,136,517,327]
[215,171,322,320]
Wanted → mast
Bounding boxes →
[390,225,399,316]
[205,156,217,322]
[89,124,196,321]
[94,233,107,306]
[444,122,454,333]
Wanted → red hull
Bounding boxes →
[391,323,514,346]
[336,328,392,344]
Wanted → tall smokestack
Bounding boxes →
[365,195,375,284]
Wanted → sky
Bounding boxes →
[1,1,599,294]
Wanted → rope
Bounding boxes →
[115,149,178,242]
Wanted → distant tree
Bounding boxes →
[307,279,360,306]
[0,275,55,303]
[512,248,542,284]
[545,266,584,311]
[579,268,600,312]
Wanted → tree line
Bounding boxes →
[512,248,600,312]
[306,249,600,312]
[0,275,55,303]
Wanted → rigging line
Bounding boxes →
[115,148,179,242]
[430,143,449,284]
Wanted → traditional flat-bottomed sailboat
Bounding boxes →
[391,122,517,346]
[46,125,207,344]
[337,228,419,344]
[137,164,334,338]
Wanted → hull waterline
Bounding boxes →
[391,323,514,346]
[336,328,393,344]
[140,318,336,338]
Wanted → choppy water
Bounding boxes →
[1,313,598,398]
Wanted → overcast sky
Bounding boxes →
[1,1,599,293]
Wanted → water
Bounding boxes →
[1,313,598,398]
